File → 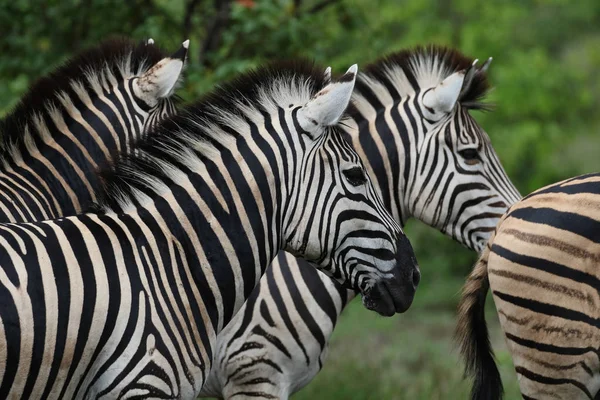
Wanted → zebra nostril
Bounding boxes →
[412,268,421,287]
[489,201,507,208]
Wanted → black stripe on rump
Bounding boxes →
[492,244,600,293]
[493,291,600,329]
[508,207,600,245]
[525,174,600,200]
[505,332,599,358]
[515,366,593,400]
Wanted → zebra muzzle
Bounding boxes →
[361,236,420,316]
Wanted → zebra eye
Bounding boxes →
[458,148,480,165]
[343,167,367,186]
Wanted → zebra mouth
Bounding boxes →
[361,278,413,316]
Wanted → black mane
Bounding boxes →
[96,58,328,211]
[0,37,168,158]
[359,44,491,109]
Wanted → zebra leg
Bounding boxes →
[220,354,291,400]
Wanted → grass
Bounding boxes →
[291,277,522,400]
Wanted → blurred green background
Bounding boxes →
[2,0,600,398]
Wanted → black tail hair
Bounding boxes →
[455,241,504,400]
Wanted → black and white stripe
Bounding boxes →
[0,60,420,398]
[200,46,521,399]
[457,173,600,400]
[0,37,184,222]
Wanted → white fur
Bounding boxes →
[297,65,357,134]
[133,58,184,105]
[323,66,331,84]
[422,70,466,113]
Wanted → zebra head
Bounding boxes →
[406,48,521,252]
[284,65,420,316]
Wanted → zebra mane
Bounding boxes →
[0,37,168,162]
[356,45,491,110]
[95,59,328,212]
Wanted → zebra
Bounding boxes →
[0,37,185,222]
[199,45,522,399]
[0,60,421,399]
[457,172,600,400]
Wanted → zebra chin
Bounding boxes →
[360,236,420,316]
[361,274,418,315]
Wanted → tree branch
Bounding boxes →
[307,0,340,14]
[198,0,232,67]
[183,0,202,39]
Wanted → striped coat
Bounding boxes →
[200,46,521,399]
[0,37,184,222]
[0,60,420,399]
[457,173,600,400]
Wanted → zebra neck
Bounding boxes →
[0,129,104,222]
[0,92,146,223]
[345,96,420,227]
[126,140,287,334]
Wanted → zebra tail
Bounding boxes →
[455,240,503,400]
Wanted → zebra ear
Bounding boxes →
[298,64,358,137]
[323,66,332,85]
[422,69,466,113]
[133,39,189,106]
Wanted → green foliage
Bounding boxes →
[2,0,600,397]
